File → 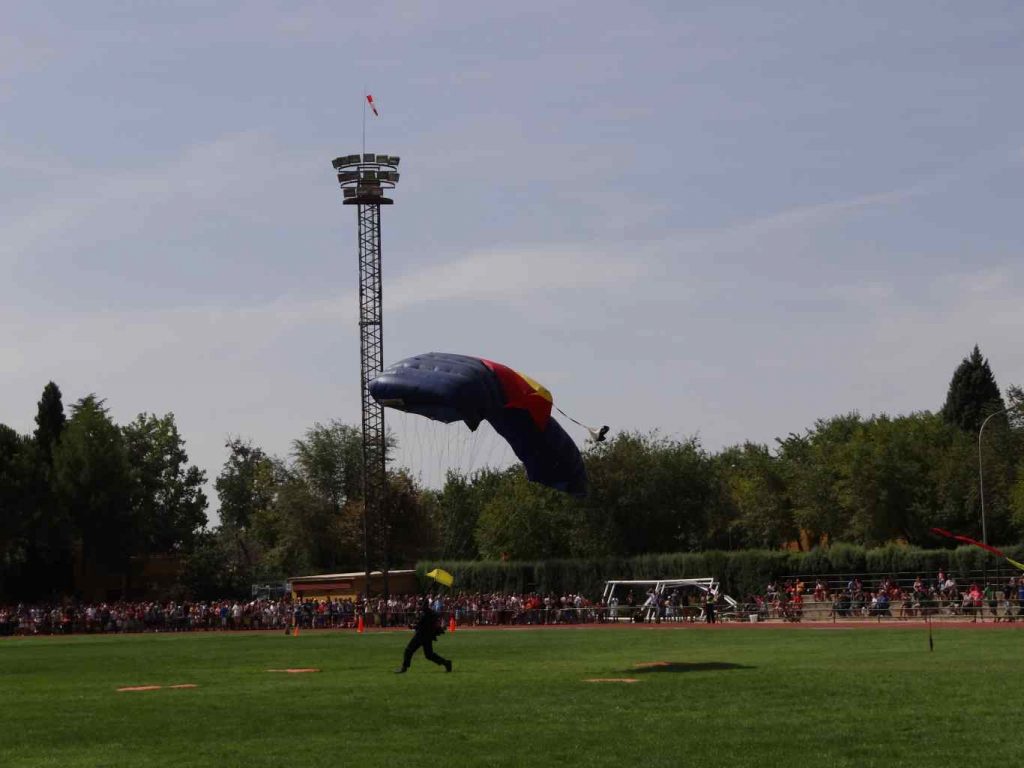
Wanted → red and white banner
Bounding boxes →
[366,94,379,116]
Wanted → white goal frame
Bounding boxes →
[602,578,738,620]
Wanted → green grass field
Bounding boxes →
[0,625,1019,767]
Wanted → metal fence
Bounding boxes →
[4,599,1022,637]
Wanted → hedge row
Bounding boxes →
[416,544,1024,599]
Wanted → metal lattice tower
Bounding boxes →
[331,152,400,598]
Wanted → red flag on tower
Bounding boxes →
[366,94,379,116]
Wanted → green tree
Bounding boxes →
[33,381,66,466]
[215,438,277,530]
[720,442,795,549]
[475,470,576,560]
[53,396,134,579]
[212,438,279,586]
[941,345,1006,432]
[580,431,718,555]
[246,452,369,579]
[18,382,73,597]
[776,413,862,547]
[178,529,253,599]
[291,421,363,513]
[431,470,495,560]
[122,412,208,554]
[286,421,371,573]
[383,468,436,566]
[1006,385,1024,430]
[0,425,35,597]
[834,414,953,545]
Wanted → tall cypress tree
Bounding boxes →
[941,345,1006,432]
[19,382,73,598]
[33,381,66,465]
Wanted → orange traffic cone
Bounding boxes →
[357,614,365,634]
[293,623,300,637]
[448,615,457,633]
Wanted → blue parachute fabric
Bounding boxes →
[369,352,587,496]
[487,407,586,496]
[368,352,503,430]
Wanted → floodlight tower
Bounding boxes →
[331,152,401,599]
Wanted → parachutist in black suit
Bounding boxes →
[395,599,452,673]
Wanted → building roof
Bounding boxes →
[288,570,416,583]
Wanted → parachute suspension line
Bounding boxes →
[553,406,610,443]
[392,411,518,491]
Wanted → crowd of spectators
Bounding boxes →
[740,572,1024,622]
[0,589,706,636]
[3,571,1022,636]
[0,599,302,636]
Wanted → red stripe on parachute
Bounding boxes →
[479,358,552,430]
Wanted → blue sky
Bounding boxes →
[3,2,1023,515]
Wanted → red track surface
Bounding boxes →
[359,619,1024,632]
[7,620,1023,640]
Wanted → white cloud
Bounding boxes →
[0,132,319,272]
[825,280,896,307]
[385,246,641,311]
[690,185,924,254]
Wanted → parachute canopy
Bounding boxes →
[369,352,587,495]
[930,528,1024,572]
[426,568,454,587]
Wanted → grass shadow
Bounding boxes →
[628,661,753,674]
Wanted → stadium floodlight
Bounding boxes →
[332,149,398,204]
[328,148,402,598]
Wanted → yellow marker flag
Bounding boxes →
[426,568,454,587]
[1005,557,1024,572]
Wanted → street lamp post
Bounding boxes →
[978,406,1018,545]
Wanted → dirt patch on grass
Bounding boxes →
[117,683,198,692]
[266,668,321,673]
[584,678,639,683]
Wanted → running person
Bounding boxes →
[396,598,452,674]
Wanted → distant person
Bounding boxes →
[395,597,452,674]
[642,589,659,623]
[704,592,716,624]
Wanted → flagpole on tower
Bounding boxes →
[362,87,366,156]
